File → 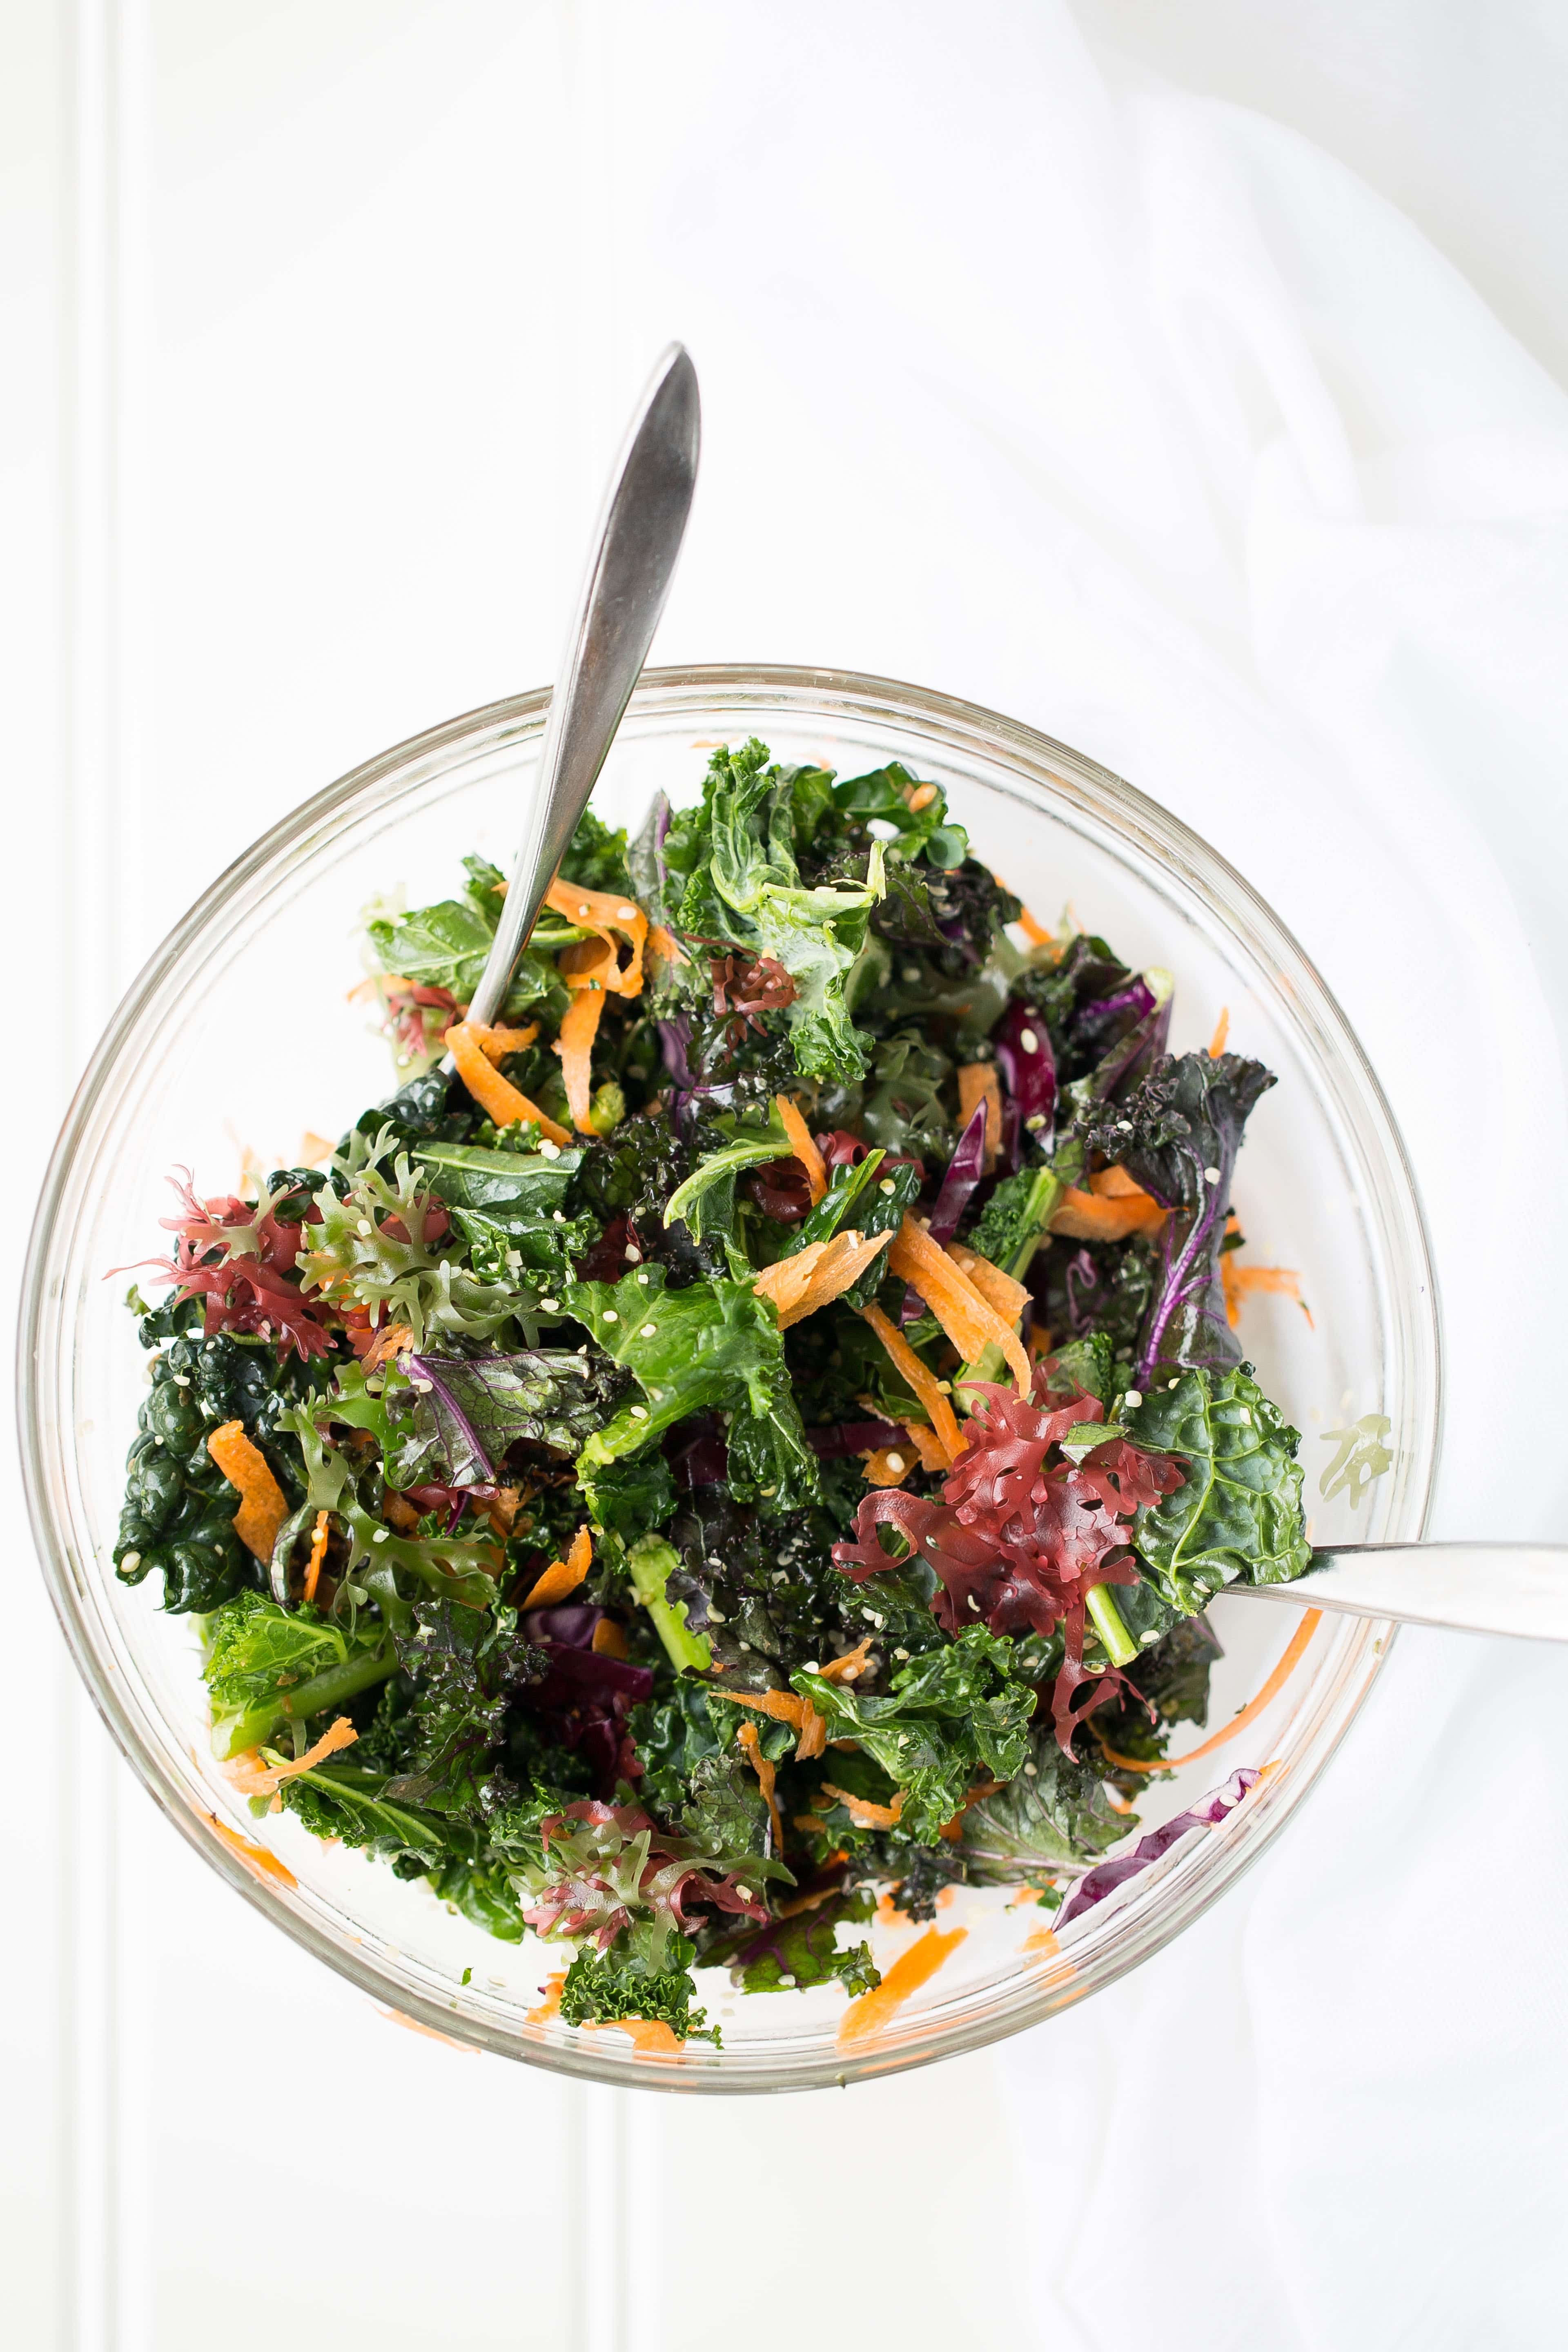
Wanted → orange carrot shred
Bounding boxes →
[1221,1216,1312,1330]
[1099,1610,1323,1774]
[945,1242,1029,1326]
[710,1686,826,1762]
[1016,908,1054,947]
[888,1216,1031,1396]
[737,1720,785,1851]
[774,1095,827,1204]
[205,1813,297,1889]
[303,1508,330,1605]
[543,877,647,996]
[1049,1183,1166,1243]
[445,1022,572,1145]
[862,1446,914,1489]
[590,1618,630,1658]
[473,1019,540,1060]
[896,1419,951,1475]
[956,1065,1002,1170]
[821,1782,904,1831]
[818,1638,873,1684]
[206,1421,290,1562]
[1209,1007,1230,1059]
[646,924,690,968]
[522,1525,592,1610]
[224,1715,359,1797]
[859,1302,962,1463]
[553,980,607,1131]
[839,1925,967,2042]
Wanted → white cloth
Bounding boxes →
[604,4,1568,2340]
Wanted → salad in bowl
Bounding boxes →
[109,728,1329,2050]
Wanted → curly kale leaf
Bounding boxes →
[704,1884,881,1995]
[392,1349,623,1486]
[203,1590,353,1715]
[427,1853,526,1940]
[566,1265,819,1515]
[859,1031,956,1165]
[115,1330,315,1613]
[558,1939,719,2046]
[279,1763,472,1868]
[793,1627,1037,1842]
[559,806,633,897]
[965,1160,1064,1282]
[663,739,886,1082]
[958,1738,1130,1885]
[1127,1364,1312,1609]
[1081,1050,1276,1390]
[383,1599,544,1811]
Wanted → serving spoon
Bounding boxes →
[454,341,700,1040]
[1232,1544,1568,1641]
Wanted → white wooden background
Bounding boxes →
[7,6,1568,2350]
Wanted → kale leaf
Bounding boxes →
[1127,1364,1312,1610]
[566,1265,819,1514]
[663,739,887,1082]
[704,1884,881,1995]
[1082,1050,1275,1390]
[957,1738,1130,1884]
[392,1349,622,1485]
[793,1627,1037,1842]
[558,1939,719,2046]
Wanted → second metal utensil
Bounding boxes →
[459,343,701,1038]
[1232,1542,1568,1641]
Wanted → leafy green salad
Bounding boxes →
[115,740,1314,2042]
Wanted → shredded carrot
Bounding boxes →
[773,1095,827,1204]
[1016,907,1054,947]
[361,1320,414,1374]
[1028,1323,1054,1364]
[303,1508,330,1605]
[205,1813,297,1889]
[1087,1165,1146,1198]
[1209,1007,1230,1059]
[862,1446,914,1489]
[225,1715,359,1797]
[818,1638,873,1684]
[956,1065,1002,1171]
[945,1242,1029,1327]
[524,1973,566,2029]
[590,1618,630,1658]
[1099,1610,1323,1774]
[737,1720,785,1851]
[821,1782,904,1831]
[552,976,607,1132]
[486,1486,521,1541]
[710,1686,826,1762]
[839,1925,967,2042]
[377,2007,477,2052]
[1049,1180,1166,1243]
[646,923,690,968]
[382,1488,421,1534]
[859,1302,962,1464]
[299,1130,336,1167]
[593,2016,686,2056]
[445,1021,572,1145]
[1221,1217,1312,1330]
[206,1422,290,1562]
[755,1227,892,1330]
[472,1019,539,1061]
[888,1216,1031,1396]
[1020,1924,1062,1962]
[896,1419,951,1475]
[522,1525,592,1610]
[544,876,647,996]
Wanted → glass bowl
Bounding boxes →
[18,665,1439,2092]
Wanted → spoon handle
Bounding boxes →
[1230,1544,1568,1642]
[462,343,701,1032]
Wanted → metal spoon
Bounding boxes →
[1232,1544,1568,1641]
[457,342,700,1037]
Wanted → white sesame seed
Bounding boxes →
[552,1209,565,1223]
[879,1178,895,1194]
[629,1403,647,1419]
[121,1551,141,1574]
[602,1308,618,1323]
[1203,1165,1221,1183]
[640,1323,657,1337]
[1026,1113,1046,1130]
[893,1646,910,1660]
[577,902,590,918]
[539,1139,561,1160]
[1023,1761,1038,1777]
[617,906,636,921]
[1020,1027,1039,1054]
[357,1218,373,1236]
[372,1528,389,1543]
[539,1299,559,1313]
[884,1452,905,1474]
[1122,1390,1143,1408]
[636,1270,650,1284]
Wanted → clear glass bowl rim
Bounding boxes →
[17,662,1441,2092]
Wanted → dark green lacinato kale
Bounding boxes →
[112,737,1321,2042]
[115,1319,322,1612]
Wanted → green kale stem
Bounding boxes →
[1085,1583,1139,1668]
[212,1638,399,1760]
[625,1534,713,1674]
